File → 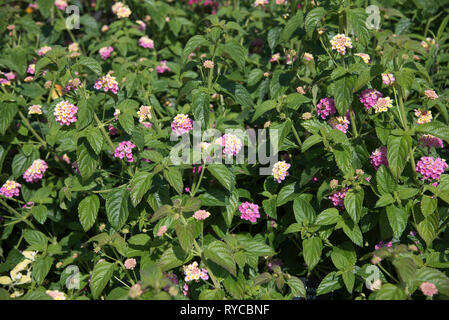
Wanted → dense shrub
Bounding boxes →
[0,0,449,300]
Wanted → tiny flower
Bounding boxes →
[302,112,312,120]
[54,0,68,10]
[171,114,193,136]
[272,161,291,183]
[193,210,211,220]
[359,89,383,110]
[157,225,167,237]
[424,90,438,100]
[138,36,154,49]
[46,290,66,300]
[355,53,370,64]
[370,146,388,170]
[68,42,79,52]
[114,141,136,162]
[303,52,314,61]
[129,283,143,298]
[156,60,171,74]
[420,282,438,297]
[136,20,146,31]
[54,100,78,126]
[203,60,214,69]
[270,53,281,63]
[316,97,336,119]
[94,73,119,94]
[330,34,352,55]
[328,116,350,133]
[101,25,109,32]
[28,105,42,115]
[0,180,21,198]
[23,159,48,183]
[112,2,131,18]
[215,133,243,156]
[418,134,444,149]
[183,261,209,282]
[373,97,393,113]
[414,109,432,124]
[27,64,35,75]
[329,179,339,189]
[329,187,349,211]
[38,46,52,56]
[64,78,82,92]
[254,0,268,7]
[239,202,260,223]
[124,258,137,270]
[416,156,448,181]
[137,105,152,125]
[297,86,306,94]
[99,46,114,60]
[263,72,271,77]
[382,73,395,86]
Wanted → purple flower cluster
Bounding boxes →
[316,97,336,119]
[114,141,136,163]
[359,89,383,110]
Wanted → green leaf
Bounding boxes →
[223,275,245,299]
[376,165,397,195]
[78,195,100,232]
[421,195,437,217]
[247,69,264,87]
[342,270,355,293]
[129,172,152,207]
[252,100,276,122]
[90,261,115,299]
[375,284,407,300]
[301,134,323,153]
[287,276,306,298]
[86,127,103,155]
[163,167,184,195]
[330,242,356,270]
[223,40,247,70]
[392,257,417,288]
[302,237,322,271]
[158,246,191,271]
[316,272,342,296]
[191,89,210,128]
[293,197,316,225]
[416,216,437,247]
[77,138,98,180]
[387,204,409,238]
[23,229,48,251]
[207,164,235,191]
[304,7,325,37]
[344,189,364,223]
[316,208,341,225]
[105,188,129,230]
[387,134,410,179]
[76,57,102,75]
[204,241,236,276]
[32,256,53,285]
[118,113,135,135]
[333,76,354,116]
[375,194,395,208]
[267,27,282,51]
[241,239,275,257]
[415,267,449,297]
[347,8,370,46]
[332,144,354,176]
[342,219,363,247]
[0,103,17,135]
[31,205,47,224]
[282,11,304,41]
[183,35,209,62]
[175,223,195,253]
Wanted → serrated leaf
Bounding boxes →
[78,195,100,232]
[105,188,129,230]
[90,261,115,299]
[204,241,236,276]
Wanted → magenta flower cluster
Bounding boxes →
[416,156,448,181]
[418,135,444,149]
[0,180,21,198]
[238,202,260,223]
[316,97,336,119]
[114,141,136,163]
[54,100,78,126]
[94,74,119,94]
[329,187,349,211]
[370,146,388,170]
[156,60,171,74]
[23,159,48,183]
[171,114,193,136]
[359,89,383,110]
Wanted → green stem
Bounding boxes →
[290,121,302,147]
[18,111,47,147]
[191,165,206,197]
[349,108,358,137]
[0,198,35,229]
[378,262,399,284]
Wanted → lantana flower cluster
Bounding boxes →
[416,156,448,181]
[23,159,48,183]
[370,146,388,170]
[0,180,21,198]
[418,135,444,149]
[272,161,291,183]
[328,116,350,133]
[238,202,260,223]
[54,100,78,126]
[316,97,336,119]
[156,60,171,74]
[112,2,131,19]
[138,36,154,49]
[330,34,352,55]
[183,261,209,282]
[99,46,114,60]
[114,141,136,163]
[193,210,211,220]
[137,106,152,127]
[415,109,432,124]
[329,187,349,211]
[215,134,243,156]
[171,114,193,136]
[359,89,383,110]
[94,74,119,94]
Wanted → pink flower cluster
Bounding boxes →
[156,60,171,74]
[99,46,114,60]
[374,240,392,250]
[420,282,438,297]
[38,46,52,56]
[419,135,444,149]
[272,161,291,183]
[27,64,35,75]
[124,258,137,270]
[138,36,154,49]
[193,209,210,220]
[114,141,136,162]
[0,180,21,198]
[359,89,383,110]
[316,97,336,119]
[329,187,349,211]
[328,116,350,133]
[54,100,78,126]
[370,146,388,170]
[239,202,260,223]
[23,159,48,183]
[215,133,243,156]
[94,74,119,94]
[171,114,193,136]
[416,157,448,181]
[183,261,209,282]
